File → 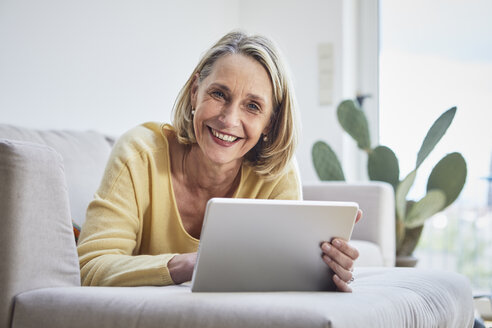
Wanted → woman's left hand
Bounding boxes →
[320,209,362,292]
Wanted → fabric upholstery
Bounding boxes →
[0,140,81,328]
[11,268,474,328]
[349,240,383,267]
[303,182,396,266]
[0,124,113,226]
[0,124,476,328]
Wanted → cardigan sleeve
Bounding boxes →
[77,130,177,287]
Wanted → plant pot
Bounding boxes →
[395,255,419,267]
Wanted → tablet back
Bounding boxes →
[191,198,358,292]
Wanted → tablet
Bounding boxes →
[191,198,359,292]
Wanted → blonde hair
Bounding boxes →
[172,31,299,180]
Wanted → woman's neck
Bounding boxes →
[180,144,241,199]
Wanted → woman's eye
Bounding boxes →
[212,91,225,99]
[248,103,260,111]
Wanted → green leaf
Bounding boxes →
[395,170,417,221]
[337,99,371,150]
[367,145,400,190]
[404,190,446,228]
[427,152,467,209]
[416,107,456,168]
[312,141,345,181]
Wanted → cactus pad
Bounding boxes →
[312,141,345,181]
[395,170,417,221]
[337,100,371,150]
[427,152,467,209]
[404,190,446,228]
[368,145,400,190]
[416,107,456,168]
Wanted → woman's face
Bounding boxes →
[191,54,274,167]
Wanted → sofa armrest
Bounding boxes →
[0,139,80,328]
[303,182,395,267]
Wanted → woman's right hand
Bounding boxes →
[168,252,197,284]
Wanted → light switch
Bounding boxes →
[318,43,334,105]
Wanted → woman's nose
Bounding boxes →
[219,102,241,127]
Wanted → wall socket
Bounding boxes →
[318,43,334,106]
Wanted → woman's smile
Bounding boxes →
[208,126,241,144]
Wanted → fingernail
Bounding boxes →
[333,239,341,247]
[322,244,331,252]
[324,255,332,263]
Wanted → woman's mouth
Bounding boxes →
[209,127,240,143]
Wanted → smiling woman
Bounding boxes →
[173,31,299,179]
[76,31,362,292]
[190,54,273,169]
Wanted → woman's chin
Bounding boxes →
[196,134,252,168]
[204,153,242,167]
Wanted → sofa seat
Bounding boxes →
[12,267,474,328]
[1,126,475,328]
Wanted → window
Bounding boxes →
[380,0,492,292]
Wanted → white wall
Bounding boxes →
[237,0,347,183]
[0,0,239,136]
[0,0,374,182]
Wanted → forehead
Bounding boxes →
[205,54,273,98]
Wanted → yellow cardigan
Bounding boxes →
[77,122,301,286]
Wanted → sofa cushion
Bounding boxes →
[0,140,81,328]
[350,240,383,266]
[0,124,113,226]
[11,268,474,328]
[303,182,396,267]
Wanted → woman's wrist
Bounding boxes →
[168,253,196,284]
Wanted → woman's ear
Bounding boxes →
[262,124,272,143]
[190,73,200,109]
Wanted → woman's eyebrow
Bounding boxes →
[209,82,267,104]
[209,83,230,92]
[247,93,267,104]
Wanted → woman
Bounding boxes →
[77,31,361,292]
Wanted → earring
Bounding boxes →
[263,135,268,142]
[191,108,195,116]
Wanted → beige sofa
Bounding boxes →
[0,124,475,328]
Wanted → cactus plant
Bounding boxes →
[312,99,467,258]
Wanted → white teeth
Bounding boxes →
[211,128,238,142]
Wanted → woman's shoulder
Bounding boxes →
[243,160,299,182]
[110,122,174,163]
[240,160,302,200]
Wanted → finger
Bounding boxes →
[331,238,359,261]
[355,209,363,224]
[323,254,353,282]
[333,274,352,293]
[321,241,356,271]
